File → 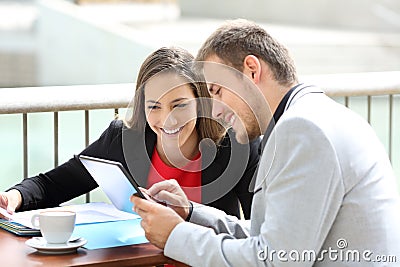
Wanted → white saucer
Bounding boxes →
[25,237,87,254]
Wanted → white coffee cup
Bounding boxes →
[31,211,76,244]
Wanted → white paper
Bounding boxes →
[0,207,15,220]
[9,202,139,228]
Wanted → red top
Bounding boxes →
[147,147,202,203]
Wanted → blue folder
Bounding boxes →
[73,218,148,250]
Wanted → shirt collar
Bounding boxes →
[258,83,302,154]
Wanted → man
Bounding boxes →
[131,19,400,266]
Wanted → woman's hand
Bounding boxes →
[0,189,22,218]
[146,179,191,220]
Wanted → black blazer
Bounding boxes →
[11,120,260,218]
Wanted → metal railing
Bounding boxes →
[303,71,400,161]
[0,83,134,178]
[1,71,399,198]
[0,83,134,202]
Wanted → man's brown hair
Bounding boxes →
[197,19,298,87]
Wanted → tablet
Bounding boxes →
[78,155,146,213]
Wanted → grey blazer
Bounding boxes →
[163,84,400,266]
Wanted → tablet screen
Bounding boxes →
[78,155,145,213]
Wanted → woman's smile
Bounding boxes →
[161,125,184,136]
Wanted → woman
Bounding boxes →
[0,47,260,219]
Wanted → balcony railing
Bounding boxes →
[1,71,399,200]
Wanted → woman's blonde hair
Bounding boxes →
[126,47,225,144]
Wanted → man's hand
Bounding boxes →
[130,195,184,249]
[0,190,22,218]
[146,179,191,220]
